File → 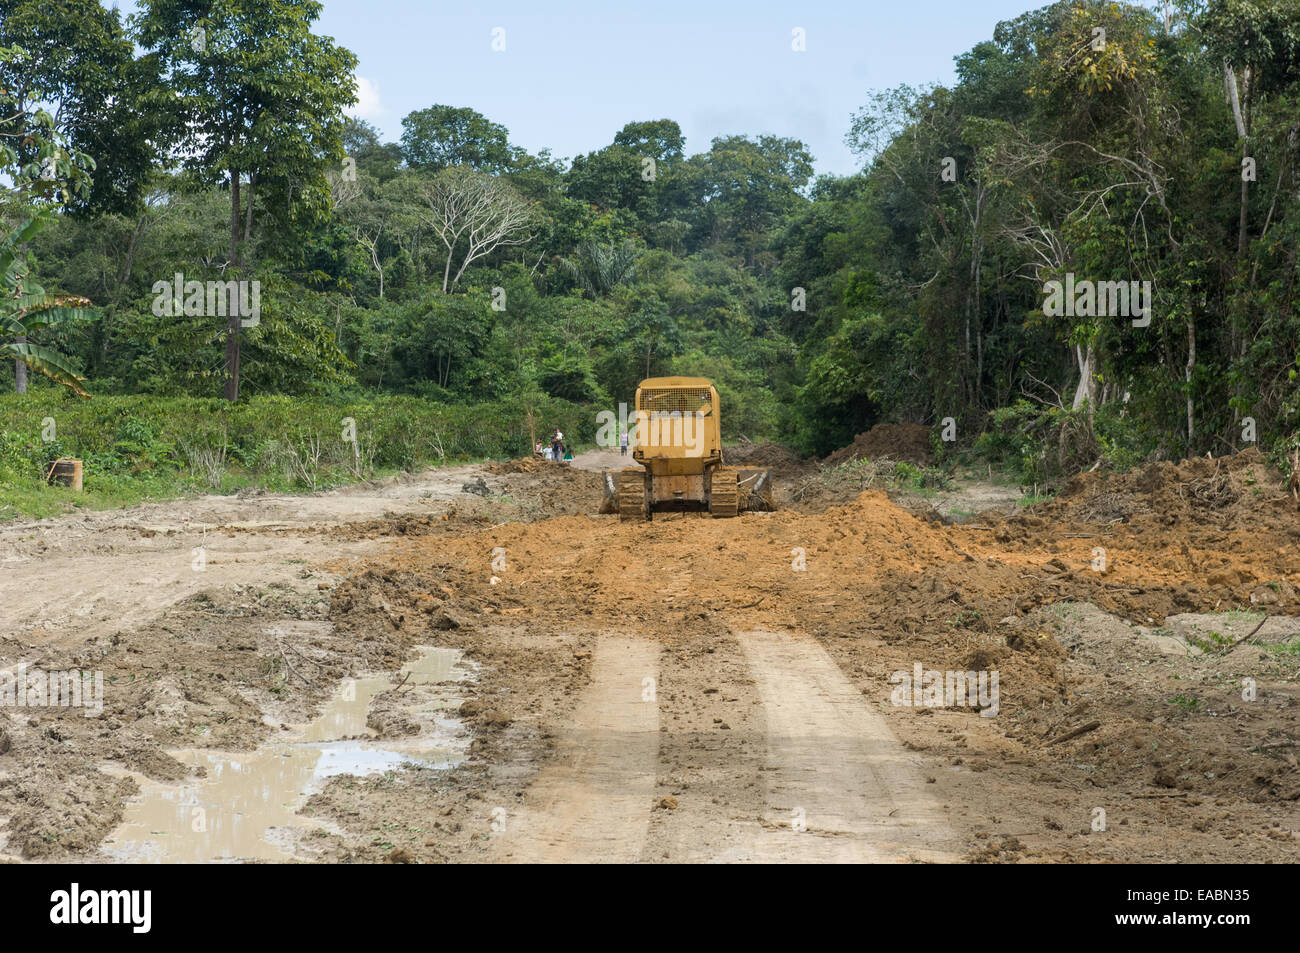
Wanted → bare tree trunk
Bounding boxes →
[14,340,27,394]
[1186,315,1196,447]
[973,244,984,407]
[1238,150,1251,258]
[1226,63,1252,260]
[963,298,972,400]
[225,172,242,402]
[230,173,241,266]
[370,238,384,299]
[1071,343,1096,411]
[223,310,241,402]
[243,170,256,247]
[1225,61,1246,139]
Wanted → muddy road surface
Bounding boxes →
[1,448,1298,863]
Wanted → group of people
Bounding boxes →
[532,427,632,462]
[535,428,573,463]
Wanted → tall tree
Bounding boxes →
[416,167,535,292]
[0,0,160,216]
[401,105,512,173]
[134,0,357,400]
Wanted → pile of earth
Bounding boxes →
[785,458,903,513]
[329,465,604,540]
[375,489,978,652]
[949,448,1300,621]
[360,480,1300,810]
[823,423,934,467]
[514,464,605,515]
[1035,448,1291,527]
[725,441,812,475]
[487,456,550,474]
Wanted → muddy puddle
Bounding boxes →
[100,646,472,863]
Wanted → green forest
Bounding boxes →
[4,0,1300,508]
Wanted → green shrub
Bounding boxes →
[0,392,595,517]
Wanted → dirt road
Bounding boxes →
[493,634,659,863]
[738,629,956,862]
[2,448,1298,863]
[0,466,488,651]
[485,626,955,863]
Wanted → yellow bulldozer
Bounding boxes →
[601,376,774,521]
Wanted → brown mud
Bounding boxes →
[822,423,935,468]
[1,447,1297,862]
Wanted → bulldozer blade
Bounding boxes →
[736,468,775,512]
[599,470,619,514]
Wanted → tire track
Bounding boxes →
[493,634,659,863]
[737,628,958,862]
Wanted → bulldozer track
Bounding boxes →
[737,629,958,862]
[492,635,660,863]
[709,467,740,518]
[617,469,649,521]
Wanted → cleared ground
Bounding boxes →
[1,447,1297,863]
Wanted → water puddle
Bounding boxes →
[101,646,471,863]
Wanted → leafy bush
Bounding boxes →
[972,400,1117,483]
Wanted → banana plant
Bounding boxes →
[2,215,95,397]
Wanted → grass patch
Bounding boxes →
[1186,630,1234,653]
[1017,492,1055,508]
[1265,639,1300,658]
[0,391,591,521]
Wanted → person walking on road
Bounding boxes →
[551,428,564,462]
[620,430,629,455]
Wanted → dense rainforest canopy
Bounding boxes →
[5,0,1300,477]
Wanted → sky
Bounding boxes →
[117,0,1041,177]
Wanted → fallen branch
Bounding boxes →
[1045,720,1101,745]
[272,633,313,685]
[1224,615,1269,653]
[271,628,328,669]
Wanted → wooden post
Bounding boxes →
[48,458,83,492]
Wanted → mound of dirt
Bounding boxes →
[487,456,550,474]
[725,441,810,474]
[823,423,934,468]
[519,465,605,514]
[378,489,968,643]
[1039,448,1288,526]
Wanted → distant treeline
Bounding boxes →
[4,0,1299,480]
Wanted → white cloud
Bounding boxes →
[346,75,384,121]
